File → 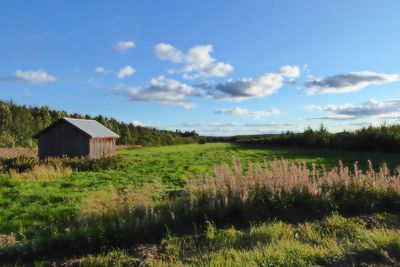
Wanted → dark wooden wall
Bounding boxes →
[38,121,90,159]
[89,138,116,158]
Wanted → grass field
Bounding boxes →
[1,143,400,236]
[1,143,400,265]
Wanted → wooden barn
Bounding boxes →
[34,117,119,159]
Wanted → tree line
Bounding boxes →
[234,124,400,153]
[0,99,200,148]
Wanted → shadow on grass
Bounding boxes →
[231,142,400,172]
[2,185,400,264]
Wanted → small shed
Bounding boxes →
[34,117,119,159]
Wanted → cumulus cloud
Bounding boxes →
[307,99,400,120]
[154,43,183,63]
[154,43,233,79]
[116,76,196,109]
[215,107,281,118]
[117,65,135,78]
[196,65,300,101]
[113,41,135,53]
[0,70,57,84]
[306,71,400,95]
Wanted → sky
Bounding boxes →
[1,1,400,136]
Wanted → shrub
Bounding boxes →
[0,156,38,173]
[198,138,207,145]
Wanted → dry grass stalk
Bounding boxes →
[9,164,72,181]
[0,233,16,248]
[187,159,400,201]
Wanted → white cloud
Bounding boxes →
[116,76,196,108]
[278,65,301,78]
[154,43,233,79]
[306,99,400,120]
[306,71,400,95]
[117,65,135,79]
[113,41,135,53]
[197,65,300,101]
[95,66,112,74]
[215,107,281,118]
[154,43,183,63]
[14,70,56,84]
[95,67,105,73]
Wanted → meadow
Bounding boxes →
[1,143,400,265]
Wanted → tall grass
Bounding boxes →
[8,164,72,181]
[187,159,400,200]
[2,159,400,262]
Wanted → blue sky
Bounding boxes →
[1,1,400,135]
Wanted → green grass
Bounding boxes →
[1,143,400,264]
[1,143,400,238]
[59,213,400,266]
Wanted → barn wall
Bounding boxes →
[89,138,116,158]
[38,122,90,159]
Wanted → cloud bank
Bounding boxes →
[215,107,281,118]
[307,99,400,120]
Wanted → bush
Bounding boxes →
[199,138,207,144]
[0,156,38,173]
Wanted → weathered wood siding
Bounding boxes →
[38,121,90,159]
[89,138,116,158]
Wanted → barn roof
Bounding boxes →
[34,117,119,138]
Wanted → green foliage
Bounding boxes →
[0,99,200,148]
[0,156,38,173]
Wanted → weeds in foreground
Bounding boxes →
[61,214,400,266]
